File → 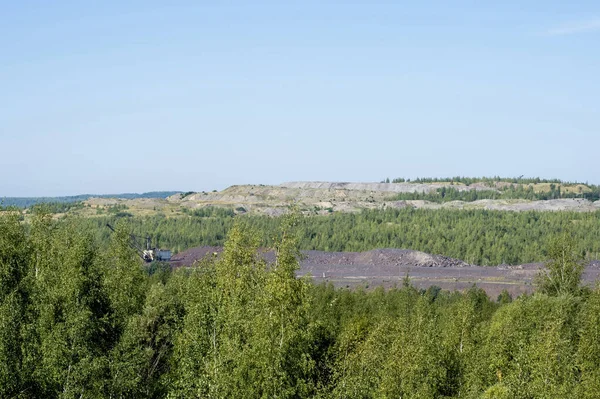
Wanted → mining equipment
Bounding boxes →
[106,224,171,262]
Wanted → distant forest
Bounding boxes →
[0,191,180,208]
[388,185,600,202]
[382,176,600,202]
[78,207,600,265]
[384,176,583,185]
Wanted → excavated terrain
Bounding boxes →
[167,181,600,215]
[81,180,600,298]
[170,246,600,298]
[78,181,600,216]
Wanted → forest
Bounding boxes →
[1,209,599,398]
[76,207,600,265]
[388,185,599,202]
[381,176,600,201]
[387,176,581,185]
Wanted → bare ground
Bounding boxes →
[170,246,600,298]
[78,181,600,217]
[170,182,600,214]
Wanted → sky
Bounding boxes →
[1,1,599,196]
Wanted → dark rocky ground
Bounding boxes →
[171,247,600,298]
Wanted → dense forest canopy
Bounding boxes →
[72,207,600,265]
[1,210,600,398]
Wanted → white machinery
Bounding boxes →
[106,224,171,263]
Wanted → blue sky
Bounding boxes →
[1,1,599,196]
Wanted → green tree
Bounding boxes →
[30,215,113,397]
[250,211,314,397]
[102,221,147,331]
[0,211,31,397]
[482,294,579,398]
[168,221,266,398]
[536,233,584,296]
[576,286,600,398]
[497,289,512,305]
[108,281,183,398]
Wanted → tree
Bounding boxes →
[108,281,183,398]
[251,210,314,397]
[0,211,31,397]
[103,220,147,331]
[482,294,579,398]
[576,286,600,398]
[497,290,512,305]
[29,215,113,397]
[168,221,266,398]
[535,233,584,296]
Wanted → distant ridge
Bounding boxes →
[1,191,181,208]
[279,181,490,193]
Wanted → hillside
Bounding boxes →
[167,180,600,215]
[27,179,596,218]
[10,178,600,267]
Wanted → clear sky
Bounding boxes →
[1,1,599,196]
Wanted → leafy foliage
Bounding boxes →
[2,210,600,397]
[535,233,585,296]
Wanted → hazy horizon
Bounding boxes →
[2,1,599,196]
[3,176,600,198]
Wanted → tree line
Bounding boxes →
[388,185,600,202]
[385,176,579,185]
[2,210,600,398]
[382,177,600,201]
[75,207,600,265]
